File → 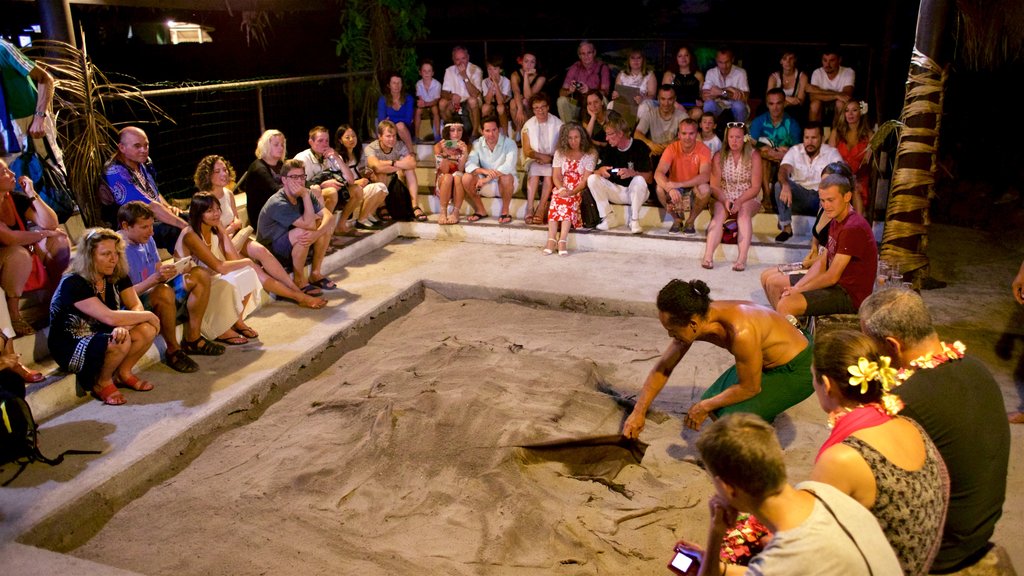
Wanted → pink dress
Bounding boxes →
[547,151,596,228]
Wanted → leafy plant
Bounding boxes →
[26,34,171,227]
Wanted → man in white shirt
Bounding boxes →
[464,116,519,224]
[521,93,562,225]
[701,48,750,123]
[439,46,484,138]
[807,46,855,123]
[773,123,842,242]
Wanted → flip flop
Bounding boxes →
[498,214,513,224]
[467,213,487,222]
[701,260,714,270]
[214,335,249,346]
[300,284,324,296]
[310,276,338,290]
[115,374,154,392]
[93,382,126,405]
[732,262,746,272]
[232,323,259,339]
[413,207,429,222]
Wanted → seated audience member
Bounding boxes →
[557,40,611,123]
[586,114,652,234]
[807,45,855,124]
[543,122,597,256]
[828,99,873,214]
[377,71,416,153]
[810,329,948,575]
[433,122,469,225]
[296,125,368,234]
[480,54,512,136]
[255,160,336,303]
[622,279,814,438]
[760,161,850,296]
[1014,258,1024,306]
[48,228,159,406]
[366,119,423,222]
[582,91,609,148]
[194,156,327,312]
[118,202,221,373]
[750,88,802,207]
[634,84,688,158]
[860,288,1013,574]
[239,129,287,230]
[693,413,902,575]
[333,124,388,229]
[767,173,877,318]
[653,118,711,236]
[766,50,809,121]
[701,48,750,123]
[661,45,704,119]
[698,112,721,155]
[609,48,657,130]
[100,126,187,251]
[702,121,762,272]
[509,52,547,136]
[0,159,69,336]
[0,304,43,384]
[521,93,563,225]
[463,116,518,224]
[439,46,484,138]
[414,59,441,143]
[773,122,842,242]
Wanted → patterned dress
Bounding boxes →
[721,152,753,201]
[47,274,133,379]
[547,151,596,228]
[842,418,949,575]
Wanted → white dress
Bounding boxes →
[175,227,262,339]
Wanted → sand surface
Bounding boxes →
[70,292,832,574]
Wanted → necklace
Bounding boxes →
[95,278,106,298]
[904,341,966,373]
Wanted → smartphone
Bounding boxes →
[608,167,620,175]
[667,544,701,576]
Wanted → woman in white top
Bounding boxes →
[193,155,327,306]
[766,51,808,118]
[611,48,657,129]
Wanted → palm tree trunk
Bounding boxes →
[881,0,953,287]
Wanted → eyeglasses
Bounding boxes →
[283,174,305,181]
[726,122,746,129]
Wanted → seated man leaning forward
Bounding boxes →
[766,173,877,318]
[690,413,902,576]
[622,278,813,438]
[463,116,519,224]
[255,159,336,294]
[773,122,842,242]
[117,201,223,373]
[293,125,357,233]
[653,117,712,236]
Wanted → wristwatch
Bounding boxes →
[34,111,46,118]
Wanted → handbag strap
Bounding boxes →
[6,192,29,232]
[805,489,873,575]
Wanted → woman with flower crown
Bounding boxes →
[810,329,948,575]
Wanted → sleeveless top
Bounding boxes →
[669,72,701,105]
[841,418,948,576]
[215,188,235,229]
[771,69,802,98]
[721,153,753,201]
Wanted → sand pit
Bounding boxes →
[70,292,831,575]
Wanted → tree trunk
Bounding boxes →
[880,0,952,287]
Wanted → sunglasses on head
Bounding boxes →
[726,122,746,129]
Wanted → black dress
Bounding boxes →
[47,274,132,381]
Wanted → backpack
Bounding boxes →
[1,383,100,486]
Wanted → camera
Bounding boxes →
[572,81,584,91]
[667,544,701,576]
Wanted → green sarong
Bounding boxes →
[700,331,814,423]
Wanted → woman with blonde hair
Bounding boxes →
[239,129,286,229]
[829,99,873,214]
[47,228,159,405]
[702,121,762,271]
[610,48,657,129]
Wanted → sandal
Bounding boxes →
[300,284,323,296]
[232,323,259,339]
[214,335,249,346]
[115,374,154,392]
[543,238,556,255]
[498,213,513,224]
[93,382,126,405]
[377,207,393,222]
[166,349,200,373]
[309,276,338,290]
[13,362,45,383]
[413,207,428,222]
[732,262,746,272]
[12,318,34,337]
[182,335,227,356]
[701,259,714,270]
[558,239,568,256]
[467,213,487,222]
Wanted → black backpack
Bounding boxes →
[1,381,100,486]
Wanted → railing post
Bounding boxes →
[256,87,266,134]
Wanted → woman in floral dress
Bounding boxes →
[544,123,596,256]
[703,122,762,271]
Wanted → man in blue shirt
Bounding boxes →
[750,88,801,211]
[117,201,223,373]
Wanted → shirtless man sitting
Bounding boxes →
[622,278,813,438]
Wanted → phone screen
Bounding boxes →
[670,552,693,571]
